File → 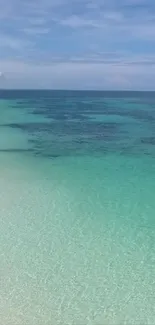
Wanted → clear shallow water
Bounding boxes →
[0,90,155,324]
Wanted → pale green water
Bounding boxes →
[0,90,155,324]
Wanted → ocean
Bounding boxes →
[0,90,155,324]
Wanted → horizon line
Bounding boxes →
[0,88,155,92]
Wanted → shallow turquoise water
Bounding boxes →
[0,90,155,324]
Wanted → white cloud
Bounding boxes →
[0,71,4,78]
[28,18,47,26]
[56,15,100,28]
[0,34,32,50]
[23,27,50,35]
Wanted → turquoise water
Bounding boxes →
[1,90,155,324]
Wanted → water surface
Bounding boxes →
[0,90,155,324]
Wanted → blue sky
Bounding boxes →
[0,0,155,89]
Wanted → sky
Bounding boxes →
[0,0,155,89]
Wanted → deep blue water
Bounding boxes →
[1,90,155,158]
